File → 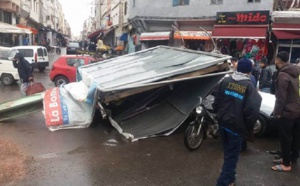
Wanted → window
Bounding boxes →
[66,58,85,67]
[248,0,261,3]
[173,0,189,6]
[37,48,43,56]
[46,16,50,21]
[3,11,12,24]
[278,39,300,63]
[133,0,135,7]
[43,48,48,56]
[17,49,33,58]
[211,0,223,5]
[124,2,128,15]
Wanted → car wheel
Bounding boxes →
[54,75,69,87]
[1,74,15,86]
[253,115,267,137]
[38,67,46,72]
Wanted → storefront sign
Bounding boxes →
[174,31,211,40]
[217,11,269,25]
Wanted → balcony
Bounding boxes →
[0,0,20,13]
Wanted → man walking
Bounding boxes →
[271,51,300,172]
[213,58,262,186]
[12,53,33,95]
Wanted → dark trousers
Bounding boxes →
[217,128,243,186]
[278,117,300,166]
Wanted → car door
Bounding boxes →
[37,48,44,62]
[65,58,78,82]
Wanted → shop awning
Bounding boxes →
[140,32,170,41]
[174,31,211,40]
[103,27,115,38]
[16,24,38,35]
[0,22,32,34]
[272,23,300,39]
[212,25,268,39]
[87,29,106,39]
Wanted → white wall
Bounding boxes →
[129,0,274,18]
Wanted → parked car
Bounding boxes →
[253,91,276,136]
[0,47,20,86]
[66,42,80,55]
[49,55,95,86]
[12,46,49,72]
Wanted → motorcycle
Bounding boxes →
[184,95,219,151]
[56,46,61,54]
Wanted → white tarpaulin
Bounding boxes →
[0,22,32,34]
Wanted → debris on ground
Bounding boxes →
[0,139,26,185]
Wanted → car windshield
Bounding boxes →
[69,43,79,47]
[0,47,18,60]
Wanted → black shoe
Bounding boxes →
[269,150,281,155]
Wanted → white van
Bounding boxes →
[12,46,49,72]
[0,47,19,86]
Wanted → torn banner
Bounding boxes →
[43,81,97,131]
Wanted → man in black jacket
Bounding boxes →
[213,58,262,186]
[271,51,300,172]
[13,52,33,95]
[259,58,272,93]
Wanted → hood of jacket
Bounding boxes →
[14,52,25,61]
[280,64,300,78]
[232,71,250,81]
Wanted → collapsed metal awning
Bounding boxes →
[80,46,230,93]
[79,46,231,141]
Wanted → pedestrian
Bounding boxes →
[212,58,262,186]
[23,35,29,46]
[251,59,260,83]
[84,40,88,51]
[271,51,300,172]
[231,57,238,70]
[258,58,272,93]
[12,53,33,95]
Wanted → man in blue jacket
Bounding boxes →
[213,58,262,186]
[12,53,33,95]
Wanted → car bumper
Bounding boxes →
[31,62,49,68]
[67,50,78,54]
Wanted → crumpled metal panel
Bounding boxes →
[110,75,225,141]
[80,46,230,92]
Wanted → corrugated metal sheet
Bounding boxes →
[79,46,230,92]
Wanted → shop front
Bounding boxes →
[174,31,212,51]
[212,11,270,61]
[139,32,170,48]
[16,24,38,45]
[272,23,300,63]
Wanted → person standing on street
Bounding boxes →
[12,53,33,95]
[213,58,262,186]
[258,58,272,93]
[271,51,300,172]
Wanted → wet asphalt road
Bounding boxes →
[1,49,300,186]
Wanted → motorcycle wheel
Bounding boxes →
[184,124,204,151]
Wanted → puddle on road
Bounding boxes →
[37,153,58,159]
[103,139,119,147]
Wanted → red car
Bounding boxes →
[50,55,95,86]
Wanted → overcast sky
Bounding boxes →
[59,0,93,37]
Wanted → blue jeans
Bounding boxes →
[217,128,243,186]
